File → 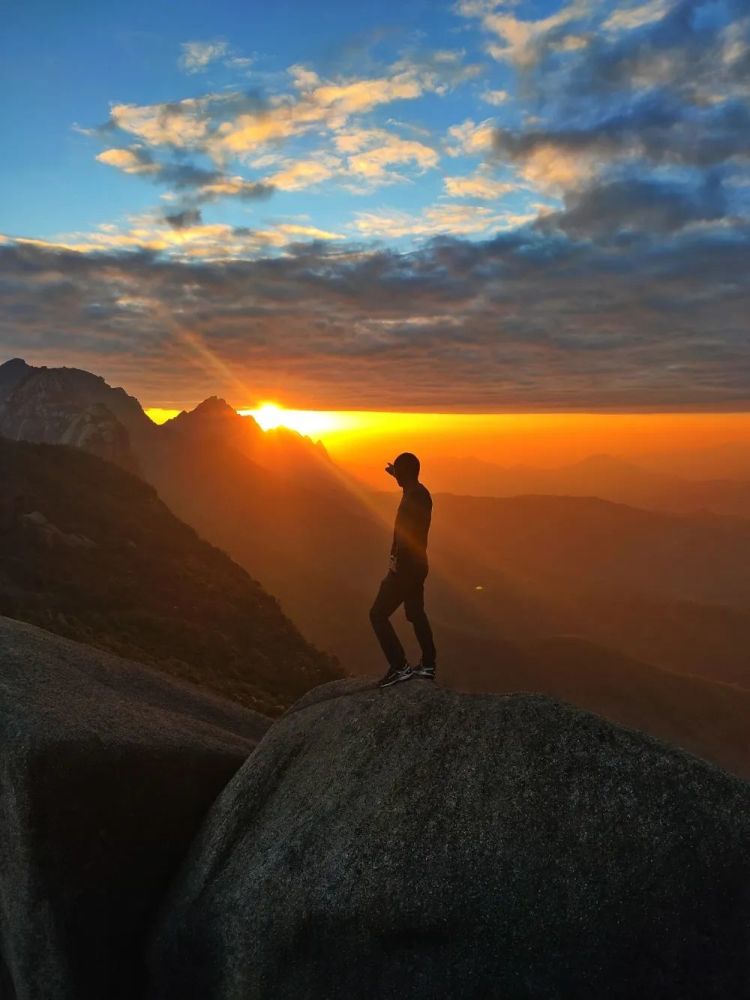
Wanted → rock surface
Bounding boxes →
[149,678,750,1000]
[0,616,269,1000]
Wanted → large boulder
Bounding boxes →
[0,616,269,1000]
[149,678,750,1000]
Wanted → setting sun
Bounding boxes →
[240,401,349,438]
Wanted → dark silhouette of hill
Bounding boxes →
[148,679,750,1000]
[0,356,31,398]
[0,436,339,715]
[369,451,750,517]
[429,492,750,604]
[405,491,750,687]
[639,439,750,480]
[0,615,269,1000]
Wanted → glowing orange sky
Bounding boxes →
[146,405,750,485]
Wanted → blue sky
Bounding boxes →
[1,0,748,409]
[1,0,536,248]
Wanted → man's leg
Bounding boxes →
[369,573,408,671]
[403,573,436,671]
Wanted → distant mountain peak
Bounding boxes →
[0,357,35,402]
[0,357,30,371]
[568,452,636,470]
[194,395,235,414]
[166,395,252,432]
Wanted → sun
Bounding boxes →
[240,401,346,438]
[248,402,287,431]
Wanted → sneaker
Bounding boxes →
[378,662,413,688]
[412,661,436,680]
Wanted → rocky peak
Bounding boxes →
[0,357,34,402]
[170,395,241,424]
[0,360,156,472]
[162,395,262,449]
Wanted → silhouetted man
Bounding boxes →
[370,452,437,687]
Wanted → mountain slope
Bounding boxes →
[0,437,339,714]
[383,451,750,517]
[392,490,750,686]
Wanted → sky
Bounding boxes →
[1,0,749,414]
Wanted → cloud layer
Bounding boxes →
[2,213,747,409]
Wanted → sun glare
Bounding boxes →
[240,401,347,438]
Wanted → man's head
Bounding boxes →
[385,451,420,487]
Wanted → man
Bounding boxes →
[370,451,437,687]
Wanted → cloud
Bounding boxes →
[443,173,516,199]
[267,158,338,191]
[5,214,342,261]
[74,40,498,240]
[446,118,496,157]
[96,145,275,205]
[2,220,748,409]
[493,132,601,191]
[602,0,674,33]
[494,96,750,195]
[96,146,160,175]
[338,128,439,185]
[539,173,728,237]
[545,0,749,103]
[481,89,510,105]
[178,40,230,74]
[108,97,216,148]
[460,0,591,68]
[102,63,439,160]
[474,0,750,232]
[163,208,203,230]
[95,49,480,166]
[352,202,521,238]
[224,56,254,72]
[81,57,466,215]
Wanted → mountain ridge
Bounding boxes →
[0,436,340,715]
[4,356,750,752]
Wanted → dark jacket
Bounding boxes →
[390,482,432,574]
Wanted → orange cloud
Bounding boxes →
[352,202,517,238]
[96,148,160,175]
[446,118,496,157]
[443,173,516,199]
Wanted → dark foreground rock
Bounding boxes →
[149,678,750,1000]
[0,616,269,1000]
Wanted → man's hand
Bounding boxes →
[385,462,396,478]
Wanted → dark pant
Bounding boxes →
[369,567,436,671]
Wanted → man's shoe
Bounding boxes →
[412,661,436,680]
[378,662,413,688]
